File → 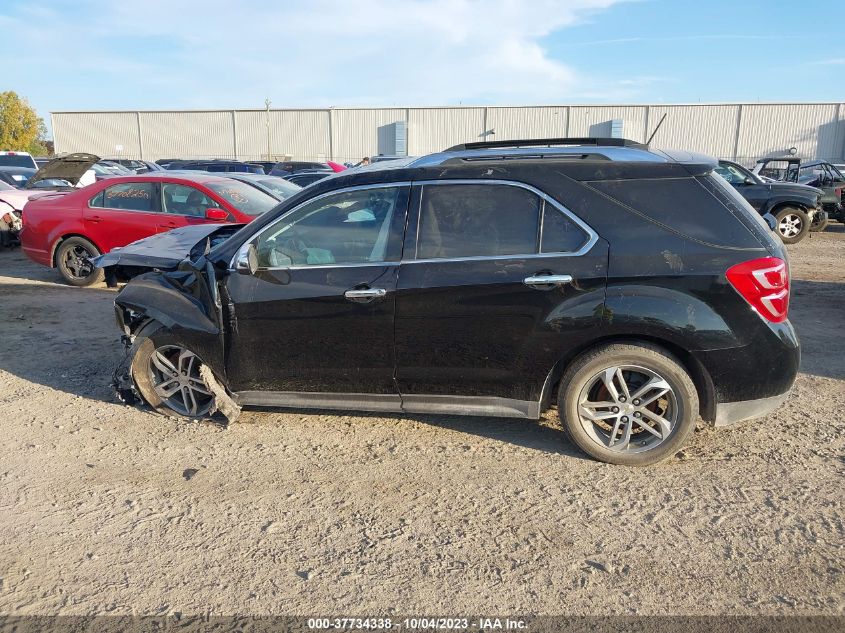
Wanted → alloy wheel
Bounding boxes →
[778,213,803,239]
[577,365,678,454]
[148,345,213,416]
[63,244,96,279]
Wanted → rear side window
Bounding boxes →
[590,177,762,249]
[416,184,540,259]
[100,182,158,212]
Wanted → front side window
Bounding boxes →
[715,163,749,185]
[100,182,157,212]
[255,186,405,268]
[162,183,217,217]
[416,184,540,259]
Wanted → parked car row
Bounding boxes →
[6,153,304,284]
[2,138,820,465]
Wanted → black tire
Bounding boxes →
[129,321,214,419]
[773,207,809,244]
[809,214,829,232]
[558,342,699,466]
[55,236,104,286]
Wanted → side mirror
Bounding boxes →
[744,177,756,185]
[235,242,259,275]
[205,208,228,221]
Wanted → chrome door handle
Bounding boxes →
[523,274,573,288]
[344,287,387,303]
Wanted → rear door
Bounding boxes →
[84,181,162,252]
[394,180,608,414]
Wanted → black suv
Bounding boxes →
[97,138,799,466]
[715,159,824,243]
[753,157,845,226]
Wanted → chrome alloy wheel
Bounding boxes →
[778,213,803,239]
[577,365,678,454]
[148,345,213,416]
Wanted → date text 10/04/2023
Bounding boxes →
[306,618,528,630]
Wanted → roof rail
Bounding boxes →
[444,137,646,152]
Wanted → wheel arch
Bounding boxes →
[539,334,716,423]
[766,200,813,217]
[51,233,104,268]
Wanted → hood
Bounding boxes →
[25,153,100,189]
[93,223,243,271]
[764,181,824,197]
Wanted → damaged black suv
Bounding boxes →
[99,138,799,466]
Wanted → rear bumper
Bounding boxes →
[713,390,790,427]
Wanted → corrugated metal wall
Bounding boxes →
[52,103,845,165]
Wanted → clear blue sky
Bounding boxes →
[2,0,843,136]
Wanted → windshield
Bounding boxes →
[2,170,33,186]
[253,177,301,200]
[0,180,13,191]
[0,154,36,168]
[206,180,278,216]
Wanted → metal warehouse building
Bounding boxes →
[51,102,845,167]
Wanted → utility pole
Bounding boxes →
[265,98,272,161]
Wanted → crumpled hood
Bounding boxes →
[25,152,100,189]
[93,223,243,271]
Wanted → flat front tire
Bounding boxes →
[55,237,104,286]
[129,321,214,418]
[558,343,699,466]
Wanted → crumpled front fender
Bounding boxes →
[115,271,219,335]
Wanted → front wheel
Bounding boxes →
[558,343,699,466]
[129,322,214,418]
[55,236,104,286]
[774,207,809,244]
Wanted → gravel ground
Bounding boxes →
[0,227,843,617]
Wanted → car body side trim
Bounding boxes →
[235,391,403,412]
[234,391,540,419]
[401,394,540,419]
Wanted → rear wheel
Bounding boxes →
[558,343,699,466]
[774,207,809,244]
[129,322,214,418]
[55,237,104,286]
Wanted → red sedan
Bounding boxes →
[21,172,279,286]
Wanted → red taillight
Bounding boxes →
[726,257,789,323]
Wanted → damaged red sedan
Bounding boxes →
[21,170,281,286]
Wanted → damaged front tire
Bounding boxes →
[127,321,239,422]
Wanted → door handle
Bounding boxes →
[523,274,573,289]
[87,215,102,223]
[344,287,387,303]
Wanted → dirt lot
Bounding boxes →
[0,227,843,617]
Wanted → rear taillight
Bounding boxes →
[726,257,789,323]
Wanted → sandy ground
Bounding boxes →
[0,227,843,617]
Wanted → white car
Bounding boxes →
[0,150,38,170]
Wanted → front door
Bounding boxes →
[224,184,410,403]
[394,181,608,414]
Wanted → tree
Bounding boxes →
[0,91,48,155]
